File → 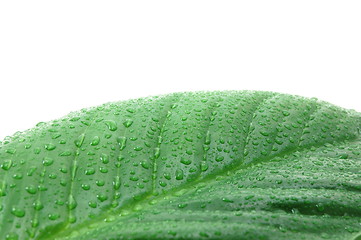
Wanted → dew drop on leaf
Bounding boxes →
[1,159,12,170]
[11,207,25,218]
[123,119,134,128]
[44,143,56,151]
[90,136,100,146]
[104,120,117,131]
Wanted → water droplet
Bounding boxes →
[245,195,255,200]
[140,161,150,169]
[0,188,5,197]
[134,146,143,151]
[25,185,37,194]
[96,180,105,186]
[100,154,109,164]
[24,143,32,149]
[48,213,60,220]
[185,136,193,142]
[186,149,193,155]
[154,147,160,159]
[316,204,325,212]
[339,153,348,159]
[74,134,85,148]
[90,136,100,146]
[175,169,184,180]
[123,119,134,128]
[34,147,41,154]
[59,151,72,156]
[5,148,16,154]
[27,167,36,176]
[69,117,80,122]
[42,157,54,166]
[215,155,224,162]
[85,168,95,175]
[204,131,211,145]
[200,162,208,171]
[130,176,139,181]
[104,120,117,131]
[81,121,90,126]
[117,136,127,150]
[97,194,108,202]
[5,233,19,240]
[68,195,77,210]
[159,181,167,187]
[282,110,290,116]
[44,143,56,151]
[197,232,209,238]
[222,198,234,203]
[178,203,187,208]
[81,184,90,190]
[11,207,25,218]
[180,157,191,165]
[260,131,269,136]
[88,201,97,208]
[113,176,121,190]
[168,230,177,237]
[126,108,135,113]
[163,173,171,180]
[31,219,39,229]
[69,215,76,223]
[1,159,12,170]
[12,173,23,179]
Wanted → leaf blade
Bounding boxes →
[0,90,360,240]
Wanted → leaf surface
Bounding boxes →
[0,91,360,240]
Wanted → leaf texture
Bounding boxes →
[0,90,360,240]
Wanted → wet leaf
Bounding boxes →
[0,91,360,240]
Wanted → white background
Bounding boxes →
[0,1,360,140]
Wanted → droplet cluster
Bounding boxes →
[0,90,360,239]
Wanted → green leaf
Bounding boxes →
[0,91,360,240]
